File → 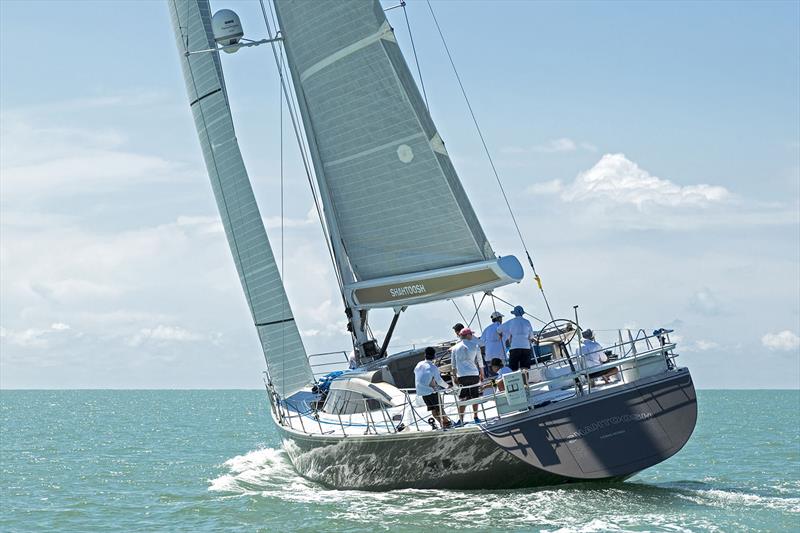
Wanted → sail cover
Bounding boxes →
[169,0,313,397]
[274,0,496,285]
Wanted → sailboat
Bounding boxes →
[168,0,697,490]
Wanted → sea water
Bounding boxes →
[1,390,797,532]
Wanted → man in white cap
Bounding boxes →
[450,327,484,426]
[479,311,505,376]
[577,329,618,384]
[497,305,534,374]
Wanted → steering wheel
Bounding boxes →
[534,318,579,347]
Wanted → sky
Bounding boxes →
[1,0,798,389]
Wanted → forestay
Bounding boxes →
[168,0,313,397]
[274,0,521,306]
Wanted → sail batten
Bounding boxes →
[169,0,314,397]
[300,21,395,82]
[274,0,506,295]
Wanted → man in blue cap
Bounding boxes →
[498,305,534,374]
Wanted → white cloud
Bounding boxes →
[3,149,184,199]
[1,91,166,121]
[534,138,577,153]
[521,153,798,230]
[264,206,319,229]
[126,325,205,347]
[761,331,800,351]
[689,288,722,316]
[1,323,73,348]
[0,327,49,348]
[0,116,189,202]
[692,340,719,351]
[32,279,125,301]
[502,137,596,155]
[176,216,224,235]
[525,179,563,195]
[560,153,731,208]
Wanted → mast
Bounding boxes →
[267,12,373,356]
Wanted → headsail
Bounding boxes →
[273,0,523,309]
[168,0,313,397]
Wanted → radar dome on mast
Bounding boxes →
[211,9,244,53]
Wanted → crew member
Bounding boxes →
[479,311,505,376]
[497,306,534,375]
[482,357,512,395]
[413,347,451,428]
[577,329,618,384]
[451,327,484,426]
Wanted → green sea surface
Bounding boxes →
[1,390,798,532]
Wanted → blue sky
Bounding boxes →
[1,0,798,389]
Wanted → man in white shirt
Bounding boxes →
[577,329,618,384]
[450,327,484,426]
[414,347,451,427]
[479,311,505,374]
[497,305,534,373]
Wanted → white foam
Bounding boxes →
[222,448,286,475]
[207,448,799,530]
[208,447,304,495]
[699,488,800,513]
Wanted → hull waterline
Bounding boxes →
[276,368,697,490]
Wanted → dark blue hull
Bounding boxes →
[277,368,697,490]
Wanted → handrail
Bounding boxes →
[307,350,350,378]
[273,329,681,436]
[309,361,349,369]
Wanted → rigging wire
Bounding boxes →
[400,0,429,111]
[489,293,547,326]
[257,0,346,295]
[451,299,468,327]
[265,0,305,155]
[279,62,287,391]
[424,0,556,322]
[279,74,284,279]
[471,293,483,332]
[467,293,486,331]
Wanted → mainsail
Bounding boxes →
[168,0,313,397]
[274,0,523,309]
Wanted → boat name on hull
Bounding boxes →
[565,412,653,442]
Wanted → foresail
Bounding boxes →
[168,0,313,397]
[274,0,508,295]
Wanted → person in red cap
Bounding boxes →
[451,327,484,426]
